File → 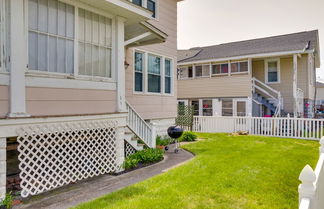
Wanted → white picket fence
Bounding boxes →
[193,116,324,140]
[298,138,324,209]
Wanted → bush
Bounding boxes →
[156,136,172,146]
[123,148,164,170]
[179,131,197,142]
[1,192,13,208]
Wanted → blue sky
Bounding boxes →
[177,0,324,81]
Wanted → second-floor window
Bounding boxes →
[266,59,280,83]
[147,0,157,18]
[231,61,248,73]
[133,0,142,6]
[148,54,161,93]
[212,63,229,75]
[195,65,210,77]
[135,52,144,92]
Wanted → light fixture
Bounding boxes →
[124,61,130,69]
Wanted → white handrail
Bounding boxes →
[126,102,155,148]
[252,77,282,117]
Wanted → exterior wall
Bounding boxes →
[0,137,5,200]
[177,74,252,99]
[317,87,324,101]
[25,87,117,117]
[0,86,9,118]
[252,54,310,114]
[125,0,178,120]
[149,118,175,137]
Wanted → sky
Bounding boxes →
[177,0,324,81]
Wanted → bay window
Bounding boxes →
[148,54,161,93]
[134,52,144,92]
[165,59,172,94]
[266,59,280,83]
[134,51,173,94]
[28,0,113,78]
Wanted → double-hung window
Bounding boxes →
[28,0,75,74]
[147,0,157,18]
[165,59,172,94]
[78,9,112,78]
[132,0,142,6]
[222,99,233,116]
[266,59,280,83]
[148,54,161,93]
[134,52,144,92]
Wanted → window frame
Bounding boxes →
[265,58,280,84]
[147,53,162,93]
[25,0,116,83]
[146,0,158,20]
[194,64,210,78]
[164,58,172,94]
[230,61,249,74]
[211,62,229,76]
[134,51,145,92]
[133,48,174,96]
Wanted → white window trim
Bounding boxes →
[265,58,281,84]
[132,48,175,96]
[24,0,117,87]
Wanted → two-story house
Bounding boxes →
[0,0,180,199]
[177,31,320,118]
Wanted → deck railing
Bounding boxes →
[298,138,324,209]
[126,102,156,148]
[193,116,324,140]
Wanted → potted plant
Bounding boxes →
[0,192,13,209]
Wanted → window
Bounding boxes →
[191,100,199,116]
[134,52,144,92]
[78,8,112,78]
[203,100,213,116]
[266,59,280,83]
[147,0,156,18]
[195,65,210,78]
[222,99,233,116]
[231,61,248,73]
[132,0,142,6]
[236,101,246,116]
[148,54,161,93]
[212,63,228,75]
[28,0,75,73]
[165,59,172,94]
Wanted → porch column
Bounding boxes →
[115,16,127,112]
[0,138,6,200]
[293,54,298,117]
[8,0,29,117]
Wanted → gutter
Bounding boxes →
[178,49,315,66]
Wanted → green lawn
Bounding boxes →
[74,133,319,209]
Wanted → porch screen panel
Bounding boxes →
[28,0,74,73]
[78,8,112,78]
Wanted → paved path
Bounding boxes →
[15,146,194,209]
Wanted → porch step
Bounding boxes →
[124,128,145,151]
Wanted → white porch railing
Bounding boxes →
[193,116,324,140]
[252,77,282,116]
[126,102,156,148]
[298,138,324,209]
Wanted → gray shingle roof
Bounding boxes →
[178,30,319,63]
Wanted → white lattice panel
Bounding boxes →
[17,119,118,197]
[124,141,136,157]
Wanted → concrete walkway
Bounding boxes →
[15,146,194,209]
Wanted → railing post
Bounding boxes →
[298,165,316,207]
[320,137,324,154]
[151,122,157,148]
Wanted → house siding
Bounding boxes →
[125,0,178,120]
[177,74,252,99]
[252,54,310,113]
[26,87,117,116]
[0,86,9,118]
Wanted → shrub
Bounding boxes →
[123,148,164,170]
[179,131,197,142]
[156,136,172,146]
[1,192,13,208]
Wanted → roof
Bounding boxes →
[317,82,324,88]
[178,30,320,64]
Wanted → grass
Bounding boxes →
[73,133,319,209]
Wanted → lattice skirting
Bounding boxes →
[124,141,137,157]
[17,119,119,198]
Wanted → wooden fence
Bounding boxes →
[193,116,324,140]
